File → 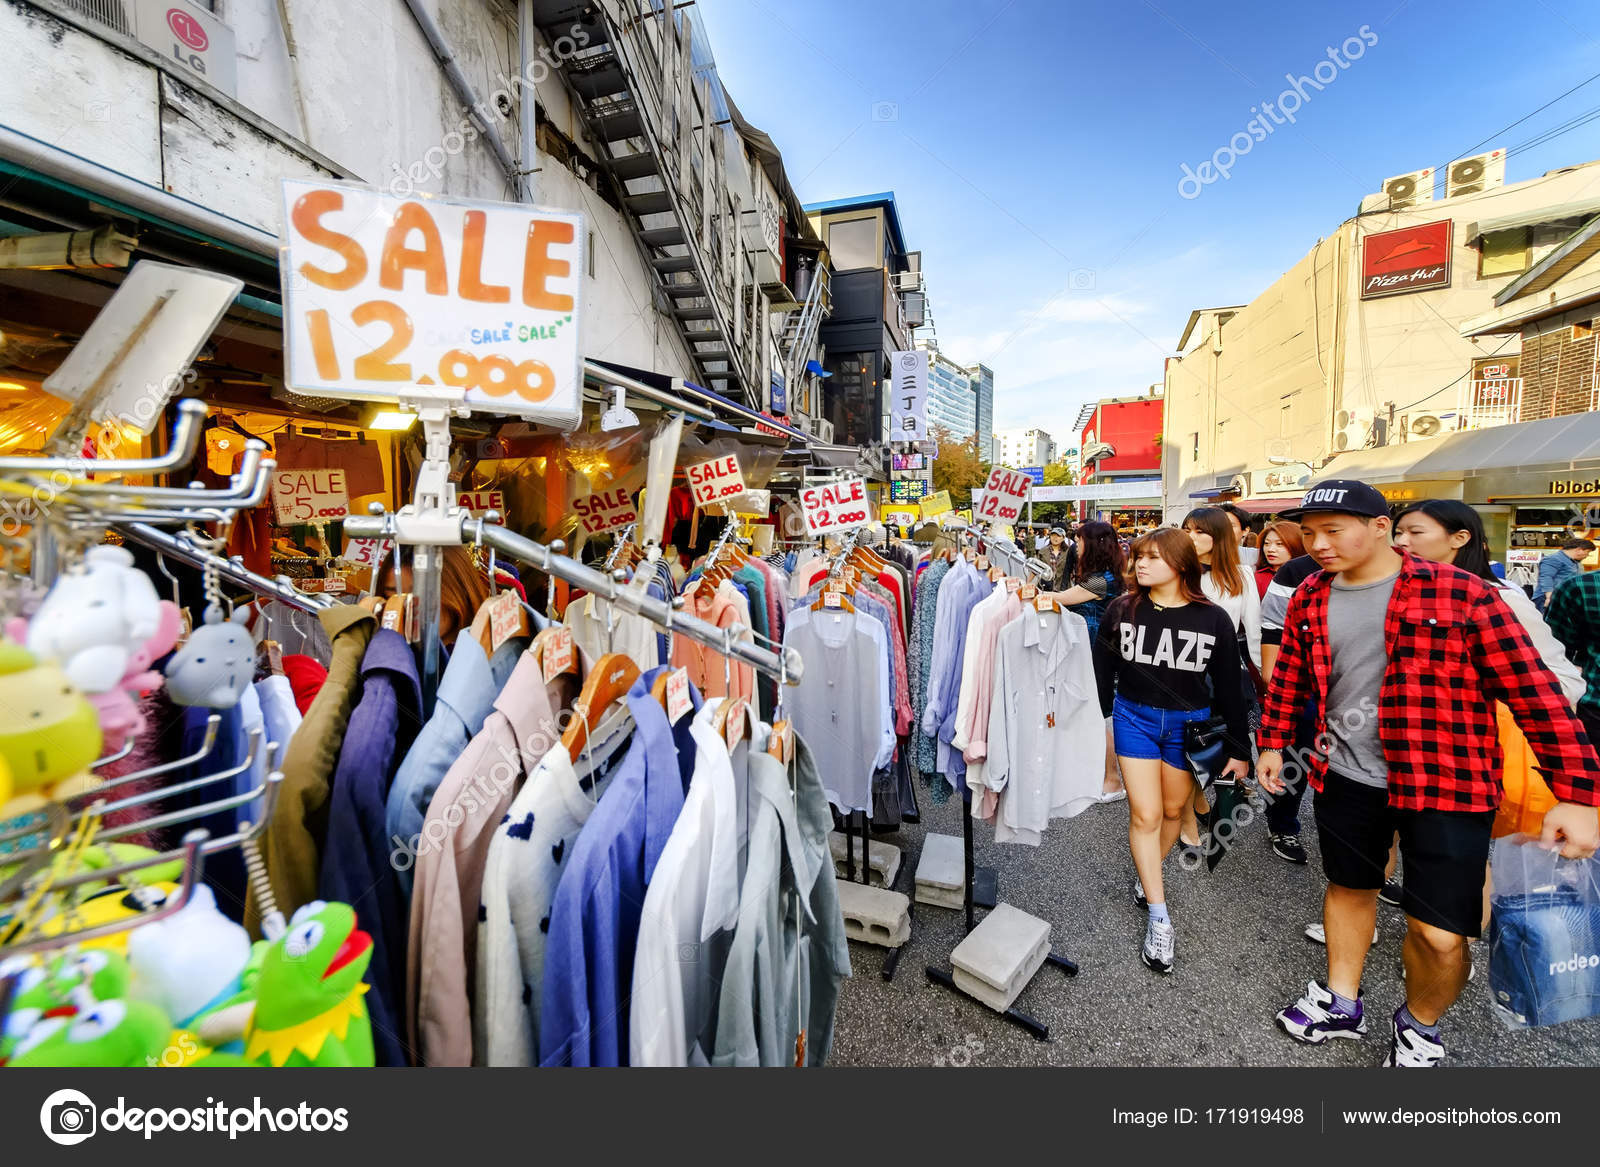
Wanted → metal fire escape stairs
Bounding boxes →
[524,0,756,405]
[779,263,829,418]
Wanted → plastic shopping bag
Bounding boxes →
[1487,836,1600,1029]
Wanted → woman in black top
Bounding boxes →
[1093,528,1251,974]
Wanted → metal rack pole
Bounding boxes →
[114,522,335,613]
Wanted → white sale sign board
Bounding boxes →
[800,476,871,535]
[976,466,1031,524]
[280,179,584,426]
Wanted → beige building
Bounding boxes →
[1164,159,1600,523]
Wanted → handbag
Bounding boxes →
[1183,715,1233,791]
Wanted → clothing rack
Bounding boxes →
[115,522,336,614]
[344,510,804,686]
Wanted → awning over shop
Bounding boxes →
[1313,411,1600,486]
[659,374,812,445]
[583,360,713,420]
[1235,498,1297,514]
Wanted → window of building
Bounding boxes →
[1479,228,1532,278]
[1574,320,1594,341]
[827,216,879,270]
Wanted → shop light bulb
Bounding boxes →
[368,410,418,431]
[0,381,26,393]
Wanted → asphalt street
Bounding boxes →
[828,787,1600,1067]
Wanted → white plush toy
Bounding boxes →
[163,607,254,709]
[125,885,252,1028]
[26,545,162,695]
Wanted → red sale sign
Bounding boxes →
[977,466,1031,524]
[800,476,871,535]
[686,455,746,508]
[573,485,638,535]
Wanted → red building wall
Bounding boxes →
[1082,398,1162,474]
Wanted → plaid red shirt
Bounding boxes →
[1259,552,1600,812]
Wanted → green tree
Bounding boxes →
[929,423,989,508]
[1031,461,1077,525]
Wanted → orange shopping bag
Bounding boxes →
[1493,703,1600,838]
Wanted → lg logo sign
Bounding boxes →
[167,8,209,50]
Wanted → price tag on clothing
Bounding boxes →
[823,591,844,609]
[271,468,350,524]
[799,476,871,535]
[686,455,746,509]
[1019,584,1038,600]
[666,666,692,724]
[976,466,1031,524]
[573,486,637,535]
[489,588,522,652]
[542,624,574,684]
[1004,577,1021,593]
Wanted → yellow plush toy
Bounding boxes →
[0,640,103,821]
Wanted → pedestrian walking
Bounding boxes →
[1039,525,1074,589]
[1181,507,1263,855]
[1093,529,1251,974]
[1257,521,1304,597]
[1259,481,1600,1067]
[1545,560,1600,750]
[1533,537,1594,611]
[1047,521,1128,802]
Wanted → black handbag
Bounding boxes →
[1183,715,1233,791]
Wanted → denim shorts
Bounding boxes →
[1111,697,1212,770]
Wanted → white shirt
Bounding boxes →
[951,587,1023,792]
[985,608,1104,845]
[629,700,744,1066]
[475,731,628,1066]
[1201,568,1262,669]
[568,590,661,671]
[1497,580,1587,709]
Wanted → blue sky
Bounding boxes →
[697,0,1600,447]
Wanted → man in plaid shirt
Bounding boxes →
[1545,567,1600,748]
[1257,480,1600,1067]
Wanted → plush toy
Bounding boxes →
[164,607,253,710]
[0,641,103,822]
[233,901,374,1067]
[0,949,131,1062]
[126,885,251,1029]
[22,545,161,695]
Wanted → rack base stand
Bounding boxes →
[923,793,1079,1041]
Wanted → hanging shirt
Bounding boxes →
[568,585,664,671]
[783,606,893,813]
[671,580,756,704]
[793,580,910,738]
[712,728,850,1066]
[254,674,303,769]
[629,700,744,1066]
[911,557,952,774]
[475,724,632,1066]
[409,647,585,1066]
[318,628,424,1067]
[539,666,703,1067]
[952,586,1024,789]
[385,632,528,895]
[250,605,374,934]
[985,608,1105,845]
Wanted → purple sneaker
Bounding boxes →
[1383,1008,1445,1067]
[1276,979,1367,1044]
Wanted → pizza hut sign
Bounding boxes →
[1361,220,1452,299]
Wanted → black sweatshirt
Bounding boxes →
[1093,594,1252,759]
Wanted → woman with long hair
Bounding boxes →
[1180,507,1263,854]
[1093,529,1251,973]
[1047,520,1129,801]
[1257,521,1306,597]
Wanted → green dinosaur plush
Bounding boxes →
[239,901,373,1067]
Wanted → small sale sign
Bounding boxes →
[342,537,390,569]
[686,455,746,508]
[977,466,1031,524]
[458,490,507,518]
[271,468,350,524]
[800,476,871,535]
[573,485,637,535]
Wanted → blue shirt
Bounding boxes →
[319,629,423,1068]
[1537,550,1582,602]
[384,632,526,894]
[539,666,702,1066]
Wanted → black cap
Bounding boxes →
[1279,479,1390,521]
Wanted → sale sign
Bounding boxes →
[573,485,638,535]
[800,476,871,535]
[458,490,507,518]
[279,179,584,426]
[342,537,391,569]
[977,466,1031,524]
[271,468,350,524]
[686,455,746,508]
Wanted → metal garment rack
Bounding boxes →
[918,521,1078,1038]
[114,522,337,614]
[344,509,805,685]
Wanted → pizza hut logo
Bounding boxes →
[168,8,209,51]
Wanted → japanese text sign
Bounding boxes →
[280,179,584,426]
[888,350,927,440]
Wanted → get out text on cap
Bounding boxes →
[1279,479,1390,521]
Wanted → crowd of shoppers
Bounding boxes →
[1069,480,1600,1066]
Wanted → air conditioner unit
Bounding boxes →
[1446,150,1506,199]
[1265,438,1292,461]
[1381,168,1435,210]
[1334,406,1376,452]
[1409,413,1446,439]
[809,418,834,443]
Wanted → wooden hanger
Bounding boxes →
[711,697,754,752]
[767,718,794,764]
[1033,592,1059,612]
[561,652,641,762]
[811,577,855,613]
[473,589,532,655]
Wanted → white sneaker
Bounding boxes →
[1304,921,1378,945]
[1133,876,1147,910]
[1141,916,1175,973]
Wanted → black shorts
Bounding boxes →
[1312,770,1494,938]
